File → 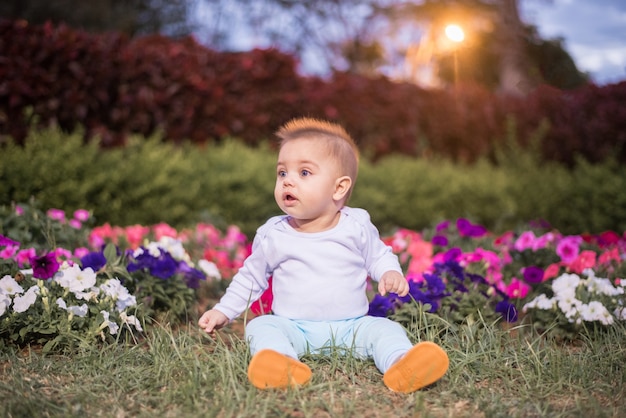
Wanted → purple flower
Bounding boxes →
[522,266,544,284]
[0,234,20,247]
[495,300,518,322]
[432,235,448,246]
[435,220,450,233]
[30,252,60,280]
[80,251,107,271]
[127,249,178,279]
[368,294,394,317]
[443,247,462,262]
[456,218,488,238]
[177,262,206,289]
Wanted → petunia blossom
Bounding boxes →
[30,252,60,280]
[0,275,24,295]
[73,209,90,222]
[556,236,583,264]
[0,293,11,316]
[46,208,66,222]
[0,234,20,247]
[522,266,545,284]
[55,264,97,292]
[56,298,89,317]
[567,250,596,274]
[13,285,40,313]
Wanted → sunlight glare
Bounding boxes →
[445,24,465,43]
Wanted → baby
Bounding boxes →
[199,117,448,393]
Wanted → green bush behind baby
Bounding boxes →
[1,126,625,237]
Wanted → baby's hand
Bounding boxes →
[378,271,409,297]
[198,309,229,334]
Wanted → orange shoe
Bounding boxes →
[383,341,449,393]
[247,349,312,389]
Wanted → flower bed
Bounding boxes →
[2,203,625,351]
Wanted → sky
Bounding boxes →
[520,0,626,85]
[195,0,626,86]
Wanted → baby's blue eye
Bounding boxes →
[278,170,287,178]
[300,170,311,177]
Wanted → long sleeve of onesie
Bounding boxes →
[213,207,402,321]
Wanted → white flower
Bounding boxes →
[56,298,89,317]
[100,310,119,335]
[73,288,99,301]
[586,276,624,297]
[552,273,580,297]
[145,242,162,257]
[120,311,143,332]
[157,237,188,261]
[13,285,40,313]
[0,293,11,316]
[579,301,613,325]
[523,293,555,312]
[55,264,97,293]
[100,278,137,312]
[0,275,24,295]
[198,259,221,280]
[613,306,626,320]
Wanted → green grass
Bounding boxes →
[1,314,625,418]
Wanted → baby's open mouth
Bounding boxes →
[285,193,296,201]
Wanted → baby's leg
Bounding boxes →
[352,316,448,393]
[245,315,311,389]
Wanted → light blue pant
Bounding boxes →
[245,315,413,373]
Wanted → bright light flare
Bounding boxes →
[445,24,465,43]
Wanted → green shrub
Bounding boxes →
[1,127,625,236]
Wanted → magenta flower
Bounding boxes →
[30,252,60,280]
[435,220,450,233]
[514,231,536,252]
[432,235,448,246]
[73,209,90,222]
[46,208,66,222]
[16,248,36,267]
[522,266,545,284]
[556,236,582,264]
[0,234,20,247]
[456,218,487,238]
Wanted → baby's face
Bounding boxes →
[274,138,344,227]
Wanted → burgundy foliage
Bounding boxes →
[1,20,624,164]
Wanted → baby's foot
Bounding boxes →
[383,341,449,393]
[247,349,312,389]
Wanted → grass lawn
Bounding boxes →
[2,311,625,418]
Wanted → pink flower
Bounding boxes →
[0,245,18,259]
[73,209,90,222]
[69,219,82,229]
[153,223,178,240]
[89,223,119,249]
[543,263,561,281]
[493,231,514,248]
[567,250,597,274]
[125,225,150,249]
[514,231,536,252]
[599,248,620,265]
[73,247,91,259]
[47,208,66,223]
[532,232,559,251]
[15,205,24,216]
[556,236,582,264]
[16,248,36,267]
[504,277,530,299]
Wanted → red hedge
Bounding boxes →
[1,19,625,164]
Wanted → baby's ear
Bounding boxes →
[333,176,352,202]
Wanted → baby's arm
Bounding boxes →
[198,309,230,334]
[378,270,409,297]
